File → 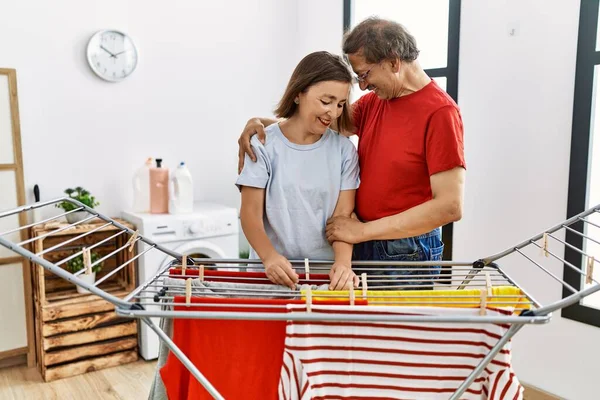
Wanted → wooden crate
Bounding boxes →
[30,219,139,381]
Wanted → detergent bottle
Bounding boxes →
[150,158,169,214]
[132,157,152,213]
[169,162,194,214]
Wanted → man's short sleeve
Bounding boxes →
[426,105,466,176]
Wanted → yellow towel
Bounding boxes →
[301,286,531,310]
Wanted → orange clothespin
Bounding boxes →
[181,255,187,276]
[304,258,310,281]
[305,285,312,313]
[361,273,368,300]
[348,281,355,306]
[479,288,487,316]
[185,278,192,305]
[199,265,205,281]
[127,230,139,253]
[586,257,595,285]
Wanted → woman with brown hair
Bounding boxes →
[236,51,360,291]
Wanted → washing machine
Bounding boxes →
[122,202,239,360]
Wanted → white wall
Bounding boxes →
[456,0,600,398]
[0,0,296,219]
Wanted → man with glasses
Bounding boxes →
[237,17,465,287]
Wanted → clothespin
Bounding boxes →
[479,288,487,316]
[185,278,192,305]
[304,258,310,281]
[586,256,595,285]
[485,272,492,297]
[361,273,368,300]
[199,265,205,281]
[181,255,187,276]
[542,232,549,257]
[127,230,139,253]
[83,247,93,275]
[348,281,355,306]
[305,286,312,313]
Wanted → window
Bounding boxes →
[343,0,461,259]
[563,0,600,327]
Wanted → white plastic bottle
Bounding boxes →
[169,162,194,214]
[132,157,152,213]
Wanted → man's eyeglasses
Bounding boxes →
[354,67,373,84]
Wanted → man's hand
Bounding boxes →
[238,118,267,173]
[329,262,359,291]
[326,216,366,244]
[263,253,299,289]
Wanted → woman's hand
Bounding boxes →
[238,118,267,173]
[263,253,299,289]
[329,262,359,291]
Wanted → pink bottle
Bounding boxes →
[150,158,169,214]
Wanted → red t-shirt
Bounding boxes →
[352,80,466,222]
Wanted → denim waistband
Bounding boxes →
[412,227,442,240]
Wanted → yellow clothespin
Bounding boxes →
[542,232,549,257]
[586,257,595,285]
[485,272,492,297]
[348,281,355,306]
[199,264,205,281]
[479,288,487,316]
[181,255,187,276]
[127,230,139,253]
[305,285,312,313]
[361,273,368,300]
[83,247,93,275]
[185,278,192,305]
[304,258,310,281]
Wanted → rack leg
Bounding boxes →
[449,323,524,400]
[141,317,225,400]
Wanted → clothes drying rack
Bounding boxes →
[1,198,599,400]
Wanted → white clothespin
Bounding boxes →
[485,272,492,297]
[479,288,487,316]
[542,232,549,257]
[304,258,310,281]
[199,264,205,281]
[348,281,355,306]
[83,247,92,275]
[305,286,312,313]
[127,230,139,253]
[181,254,187,276]
[586,257,595,285]
[361,273,368,300]
[185,278,192,305]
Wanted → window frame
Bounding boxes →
[343,0,462,260]
[563,0,600,327]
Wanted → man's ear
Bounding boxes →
[389,58,402,73]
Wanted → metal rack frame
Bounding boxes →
[1,198,599,399]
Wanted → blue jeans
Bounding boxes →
[352,228,444,290]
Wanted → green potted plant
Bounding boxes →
[56,187,100,224]
[66,249,103,294]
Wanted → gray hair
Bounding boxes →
[342,17,420,63]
